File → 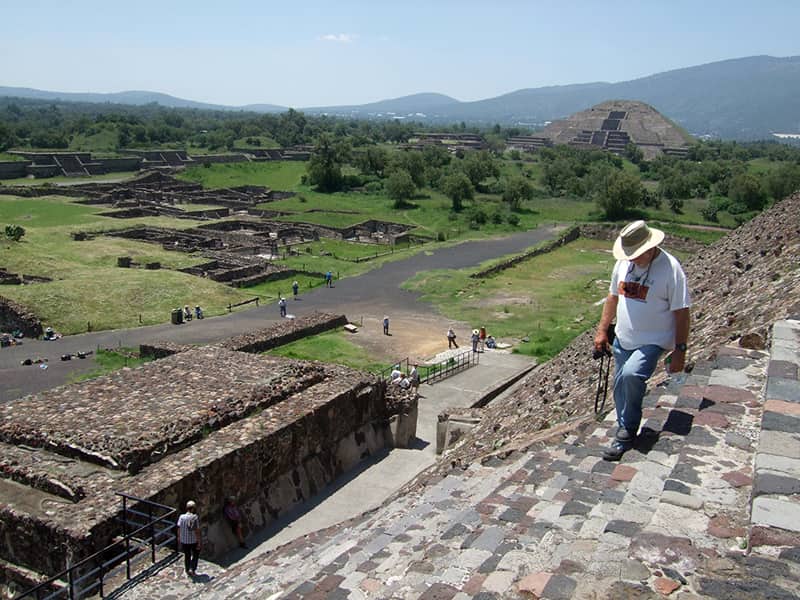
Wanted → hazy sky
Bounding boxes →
[2,0,798,108]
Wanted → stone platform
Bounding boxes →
[118,321,800,599]
[0,344,417,588]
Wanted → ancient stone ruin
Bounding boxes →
[0,328,417,590]
[0,295,43,338]
[542,100,691,159]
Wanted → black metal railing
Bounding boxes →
[14,494,177,600]
[381,350,479,386]
[423,350,479,384]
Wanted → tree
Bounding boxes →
[459,151,500,189]
[595,170,646,220]
[389,151,426,188]
[765,163,800,200]
[502,177,534,210]
[729,173,767,211]
[307,133,351,192]
[442,172,474,212]
[0,123,17,151]
[624,142,644,165]
[5,224,25,242]
[542,159,573,195]
[385,169,416,206]
[355,146,388,177]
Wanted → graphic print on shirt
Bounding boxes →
[618,279,649,302]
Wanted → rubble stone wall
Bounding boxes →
[470,226,580,279]
[219,312,349,353]
[0,296,43,337]
[151,377,391,557]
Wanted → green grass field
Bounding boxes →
[179,161,306,189]
[0,194,254,333]
[403,237,615,361]
[0,171,139,186]
[0,156,731,340]
[70,348,154,382]
[267,329,389,372]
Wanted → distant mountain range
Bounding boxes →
[2,55,799,140]
[0,87,287,114]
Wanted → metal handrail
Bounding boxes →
[381,350,479,386]
[424,350,479,384]
[14,493,178,600]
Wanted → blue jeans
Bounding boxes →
[612,339,663,435]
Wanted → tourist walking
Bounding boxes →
[325,271,333,287]
[177,500,201,577]
[292,280,299,299]
[383,315,390,335]
[447,327,458,348]
[471,329,480,353]
[594,220,691,461]
[279,297,287,317]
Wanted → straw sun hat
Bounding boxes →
[612,221,665,260]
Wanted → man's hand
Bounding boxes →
[593,330,609,355]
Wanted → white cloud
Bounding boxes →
[319,33,357,43]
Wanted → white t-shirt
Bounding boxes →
[609,249,691,350]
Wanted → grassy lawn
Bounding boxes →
[267,329,388,373]
[0,171,139,186]
[178,161,306,189]
[1,195,255,333]
[69,348,154,382]
[403,237,615,361]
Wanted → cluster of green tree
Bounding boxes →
[533,141,800,222]
[0,97,424,152]
[306,133,529,229]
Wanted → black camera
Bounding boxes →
[593,346,611,360]
[592,323,616,360]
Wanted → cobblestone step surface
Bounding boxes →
[118,323,800,600]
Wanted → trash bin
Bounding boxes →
[171,308,183,325]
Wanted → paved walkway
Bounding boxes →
[0,226,560,401]
[117,321,800,599]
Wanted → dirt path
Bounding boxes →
[346,312,467,365]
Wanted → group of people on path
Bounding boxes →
[390,363,419,391]
[182,305,204,321]
[447,326,495,352]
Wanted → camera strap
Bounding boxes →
[594,352,611,415]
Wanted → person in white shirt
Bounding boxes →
[177,500,201,576]
[594,221,691,461]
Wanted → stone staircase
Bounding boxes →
[116,321,800,599]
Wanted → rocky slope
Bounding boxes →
[438,193,800,471]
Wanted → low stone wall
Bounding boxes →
[191,154,249,164]
[579,223,707,254]
[470,226,580,279]
[0,296,42,338]
[218,312,349,354]
[138,341,192,359]
[25,165,61,178]
[92,157,143,173]
[0,161,30,180]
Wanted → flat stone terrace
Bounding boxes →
[125,325,800,599]
[0,349,382,576]
[0,347,326,474]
